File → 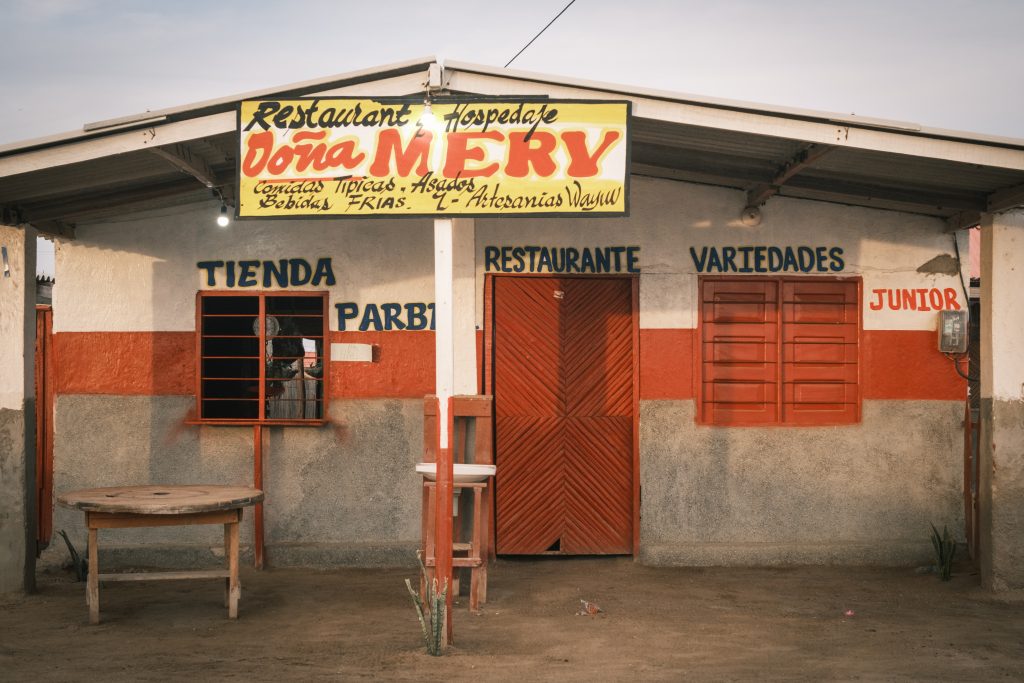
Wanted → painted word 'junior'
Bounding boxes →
[197,258,336,287]
[868,288,961,311]
[336,303,435,331]
[690,246,844,273]
[485,246,640,273]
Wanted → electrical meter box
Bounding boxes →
[938,310,968,353]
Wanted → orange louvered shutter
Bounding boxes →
[701,279,779,425]
[781,280,859,425]
[700,277,859,426]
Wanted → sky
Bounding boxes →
[2,0,1023,149]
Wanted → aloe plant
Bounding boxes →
[405,554,448,656]
[930,523,956,581]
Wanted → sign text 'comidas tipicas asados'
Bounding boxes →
[237,98,630,218]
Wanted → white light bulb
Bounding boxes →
[217,204,230,227]
[419,102,438,130]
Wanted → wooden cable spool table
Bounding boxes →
[58,485,264,624]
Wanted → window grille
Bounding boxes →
[197,292,328,423]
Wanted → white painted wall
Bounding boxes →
[476,176,965,331]
[54,204,435,332]
[0,225,33,410]
[55,176,964,336]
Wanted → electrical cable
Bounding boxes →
[505,0,578,68]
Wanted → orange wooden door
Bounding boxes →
[493,276,634,555]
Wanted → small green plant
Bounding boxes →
[405,554,448,656]
[930,523,956,581]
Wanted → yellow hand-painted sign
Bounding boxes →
[237,98,630,218]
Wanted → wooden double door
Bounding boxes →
[490,276,637,555]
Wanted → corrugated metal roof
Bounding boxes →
[0,58,1021,233]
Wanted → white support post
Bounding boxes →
[0,224,36,593]
[433,217,477,447]
[979,209,1024,591]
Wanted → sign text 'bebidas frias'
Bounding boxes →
[237,98,630,218]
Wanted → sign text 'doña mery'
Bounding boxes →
[237,98,630,218]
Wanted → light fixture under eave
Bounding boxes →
[216,203,230,228]
[419,98,439,131]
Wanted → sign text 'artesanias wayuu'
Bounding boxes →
[237,98,631,218]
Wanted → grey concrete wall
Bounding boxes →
[978,398,1024,590]
[0,409,28,591]
[640,400,964,566]
[43,396,423,570]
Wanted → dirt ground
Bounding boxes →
[1,557,1023,681]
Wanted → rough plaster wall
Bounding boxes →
[264,398,423,566]
[475,176,966,330]
[979,399,1024,590]
[978,209,1024,590]
[43,396,422,569]
[639,400,964,566]
[0,225,34,593]
[0,409,27,591]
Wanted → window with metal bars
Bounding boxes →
[197,292,328,423]
[698,276,860,426]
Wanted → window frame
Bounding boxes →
[195,290,330,426]
[696,275,862,427]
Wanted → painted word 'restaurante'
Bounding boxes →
[485,246,640,273]
[197,258,336,287]
[690,246,844,273]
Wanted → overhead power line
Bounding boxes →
[505,0,578,68]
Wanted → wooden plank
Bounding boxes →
[98,569,230,582]
[227,520,240,619]
[88,509,238,529]
[61,485,263,515]
[87,527,99,624]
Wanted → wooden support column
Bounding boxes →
[433,217,476,646]
[979,209,1024,591]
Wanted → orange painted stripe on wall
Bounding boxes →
[862,330,965,400]
[51,329,965,402]
[639,328,695,399]
[53,332,195,395]
[329,331,434,398]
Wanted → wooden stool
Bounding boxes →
[422,480,489,610]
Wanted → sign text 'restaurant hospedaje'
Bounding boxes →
[237,98,630,218]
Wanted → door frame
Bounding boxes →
[483,273,640,555]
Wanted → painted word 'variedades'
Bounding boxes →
[197,258,336,287]
[485,246,640,273]
[868,288,961,311]
[690,246,844,273]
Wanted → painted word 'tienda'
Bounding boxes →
[197,258,336,287]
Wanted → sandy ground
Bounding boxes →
[1,557,1023,681]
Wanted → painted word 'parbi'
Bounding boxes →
[241,129,621,179]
